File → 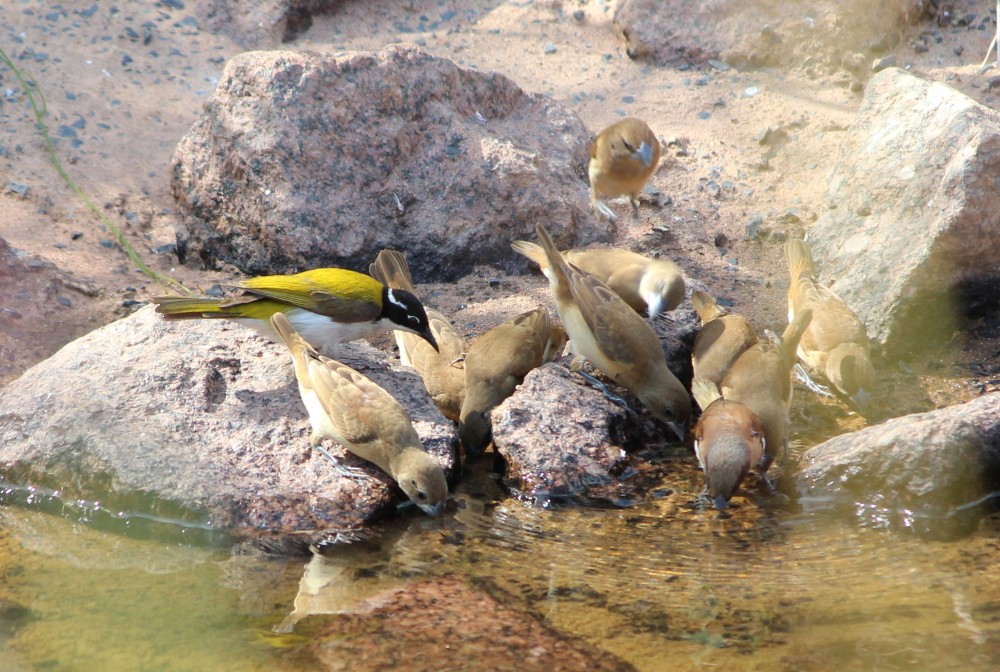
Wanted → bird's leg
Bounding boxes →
[629,194,641,220]
[793,363,834,397]
[577,369,632,413]
[591,187,618,221]
[312,442,369,480]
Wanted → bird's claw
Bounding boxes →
[313,443,369,480]
[794,363,834,397]
[593,199,618,222]
[578,369,632,412]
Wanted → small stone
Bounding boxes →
[57,296,72,307]
[150,243,176,255]
[714,232,729,248]
[71,232,83,240]
[572,9,585,21]
[707,59,729,71]
[898,361,914,375]
[121,53,133,66]
[488,277,501,289]
[621,95,634,104]
[99,239,115,248]
[743,86,760,97]
[57,125,78,139]
[746,214,765,240]
[6,182,28,196]
[872,55,896,72]
[205,284,225,297]
[543,42,557,55]
[697,111,711,120]
[159,0,184,9]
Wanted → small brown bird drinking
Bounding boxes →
[785,238,875,412]
[690,290,759,388]
[514,224,691,441]
[458,308,566,457]
[511,241,685,319]
[270,312,448,516]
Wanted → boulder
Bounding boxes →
[614,0,927,72]
[307,575,636,672]
[197,0,344,46]
[491,363,633,504]
[807,68,1000,355]
[0,305,457,548]
[172,46,603,282]
[795,392,1000,537]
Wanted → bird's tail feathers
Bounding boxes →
[785,238,816,279]
[690,290,724,324]
[780,308,813,361]
[691,375,722,412]
[533,225,572,299]
[510,240,549,270]
[270,313,316,359]
[152,296,228,318]
[369,249,416,294]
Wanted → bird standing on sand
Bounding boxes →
[270,312,448,516]
[721,309,812,476]
[153,268,439,357]
[458,308,566,456]
[369,249,466,422]
[785,238,875,412]
[691,377,765,510]
[588,117,662,221]
[510,241,684,319]
[690,290,759,387]
[514,224,691,440]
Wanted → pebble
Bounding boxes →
[572,9,585,21]
[57,296,72,307]
[71,232,83,240]
[746,214,765,240]
[621,95,634,104]
[543,42,557,55]
[488,278,501,289]
[205,284,225,297]
[697,111,711,120]
[159,0,185,9]
[121,54,134,66]
[743,86,760,97]
[6,182,29,196]
[707,59,729,71]
[99,239,115,248]
[872,55,896,72]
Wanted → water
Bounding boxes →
[2,467,998,672]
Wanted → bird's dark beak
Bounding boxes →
[421,328,440,352]
[636,141,653,166]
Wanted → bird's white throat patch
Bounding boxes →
[386,288,407,311]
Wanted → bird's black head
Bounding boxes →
[381,287,439,351]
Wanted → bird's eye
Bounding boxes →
[408,315,420,325]
[622,140,634,152]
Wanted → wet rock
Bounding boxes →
[795,393,1000,537]
[172,46,602,282]
[196,0,343,45]
[806,68,1000,355]
[490,296,696,504]
[491,363,632,503]
[308,575,636,672]
[0,306,457,547]
[614,0,927,72]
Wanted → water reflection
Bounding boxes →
[2,477,999,671]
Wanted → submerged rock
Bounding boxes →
[0,306,457,548]
[172,46,603,282]
[308,575,636,672]
[807,68,1000,355]
[795,392,1000,537]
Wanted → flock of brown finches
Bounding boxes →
[153,117,875,515]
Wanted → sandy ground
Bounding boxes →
[2,0,998,428]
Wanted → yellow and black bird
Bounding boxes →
[514,224,692,440]
[458,308,566,456]
[690,290,758,387]
[510,241,684,318]
[720,309,812,476]
[270,313,448,516]
[691,377,765,510]
[153,268,439,356]
[588,117,662,221]
[369,249,466,422]
[786,238,875,411]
